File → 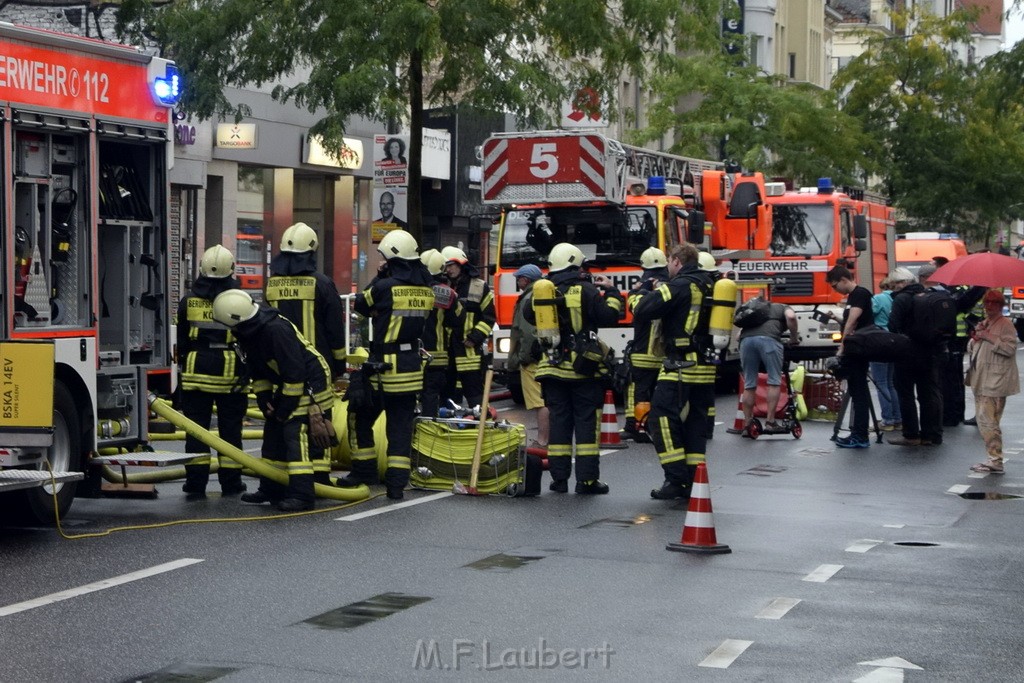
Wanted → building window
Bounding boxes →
[789,53,796,79]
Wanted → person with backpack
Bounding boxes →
[869,277,902,432]
[826,266,875,448]
[507,264,549,450]
[887,266,949,446]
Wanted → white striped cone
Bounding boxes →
[599,390,627,449]
[667,463,731,554]
[726,375,745,434]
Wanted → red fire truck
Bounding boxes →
[0,25,182,523]
[482,130,738,393]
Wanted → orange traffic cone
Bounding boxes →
[726,376,745,434]
[667,463,731,554]
[599,390,627,449]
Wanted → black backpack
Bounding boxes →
[733,297,770,329]
[842,325,914,362]
[908,289,957,343]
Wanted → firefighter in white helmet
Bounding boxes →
[175,245,248,499]
[265,221,347,485]
[528,242,623,494]
[631,243,717,501]
[419,248,461,418]
[211,289,336,511]
[441,245,495,411]
[623,246,670,443]
[339,229,435,500]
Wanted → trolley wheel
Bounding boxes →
[748,419,763,439]
[507,483,520,497]
[791,421,803,439]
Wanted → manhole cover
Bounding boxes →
[893,542,939,547]
[959,492,1023,500]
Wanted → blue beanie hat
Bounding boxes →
[513,264,543,281]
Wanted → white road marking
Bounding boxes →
[858,656,922,669]
[946,484,971,495]
[0,558,204,617]
[846,539,884,553]
[336,491,452,521]
[755,597,801,619]
[967,472,988,479]
[854,667,904,682]
[698,639,753,668]
[883,524,905,529]
[802,564,843,582]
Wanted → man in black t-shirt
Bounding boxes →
[827,265,875,448]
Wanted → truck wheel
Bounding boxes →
[19,383,83,524]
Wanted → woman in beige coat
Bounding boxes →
[966,289,1019,473]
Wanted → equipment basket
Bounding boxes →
[410,417,527,496]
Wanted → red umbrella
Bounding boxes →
[928,252,1024,288]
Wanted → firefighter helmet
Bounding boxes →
[441,245,469,265]
[548,243,585,273]
[698,252,718,272]
[199,245,235,279]
[211,289,258,327]
[640,247,667,270]
[421,249,445,276]
[378,229,419,260]
[280,222,318,253]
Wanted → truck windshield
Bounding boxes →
[499,206,657,268]
[770,204,834,256]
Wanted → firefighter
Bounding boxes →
[211,289,335,512]
[339,229,435,500]
[176,245,248,500]
[632,243,716,500]
[265,221,347,485]
[623,246,670,442]
[530,243,623,494]
[419,249,461,418]
[696,251,723,439]
[441,245,495,410]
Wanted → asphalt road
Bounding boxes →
[3,364,1024,682]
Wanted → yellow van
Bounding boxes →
[894,232,967,274]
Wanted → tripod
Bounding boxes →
[830,372,884,444]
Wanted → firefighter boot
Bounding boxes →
[384,466,408,500]
[277,474,315,511]
[218,467,247,496]
[650,480,689,500]
[183,463,210,500]
[336,456,380,488]
[575,480,610,495]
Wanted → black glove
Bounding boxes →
[255,391,274,419]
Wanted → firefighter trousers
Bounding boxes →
[349,391,417,490]
[420,365,447,419]
[540,378,604,483]
[255,415,318,503]
[649,379,708,487]
[181,390,247,492]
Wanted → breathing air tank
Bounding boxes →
[531,278,560,355]
[708,277,738,350]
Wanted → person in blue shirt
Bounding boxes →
[870,277,902,432]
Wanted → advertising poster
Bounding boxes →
[374,134,409,187]
[372,186,408,242]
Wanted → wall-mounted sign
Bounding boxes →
[421,127,451,180]
[174,123,196,145]
[304,134,363,169]
[215,122,257,149]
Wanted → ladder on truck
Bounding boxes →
[617,141,723,199]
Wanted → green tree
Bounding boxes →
[116,0,715,242]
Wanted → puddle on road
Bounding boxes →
[958,491,1023,500]
[302,592,431,630]
[124,664,240,682]
[893,541,940,547]
[579,514,657,529]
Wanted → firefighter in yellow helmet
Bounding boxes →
[175,245,248,499]
[623,246,670,443]
[339,229,435,499]
[419,248,462,418]
[529,242,623,494]
[212,289,335,512]
[441,245,495,410]
[265,221,347,485]
[631,243,717,501]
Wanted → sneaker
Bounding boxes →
[240,490,279,505]
[836,435,870,449]
[575,480,610,495]
[880,422,896,432]
[963,417,977,426]
[887,436,921,446]
[651,481,689,500]
[548,479,569,493]
[276,498,314,512]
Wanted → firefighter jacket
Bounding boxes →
[232,305,334,421]
[631,263,715,384]
[448,265,496,373]
[532,269,624,382]
[627,266,670,370]
[355,258,435,394]
[176,276,246,394]
[422,276,462,370]
[265,250,347,378]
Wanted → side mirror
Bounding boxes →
[854,238,867,253]
[687,210,706,244]
[488,263,497,276]
[853,215,868,239]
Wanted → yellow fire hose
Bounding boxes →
[148,395,370,502]
[147,429,265,441]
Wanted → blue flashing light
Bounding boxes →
[152,65,182,107]
[817,177,834,194]
[647,176,666,195]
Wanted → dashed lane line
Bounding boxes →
[802,564,843,582]
[755,598,801,619]
[845,539,884,553]
[0,558,204,617]
[336,492,453,521]
[946,484,971,495]
[698,639,754,668]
